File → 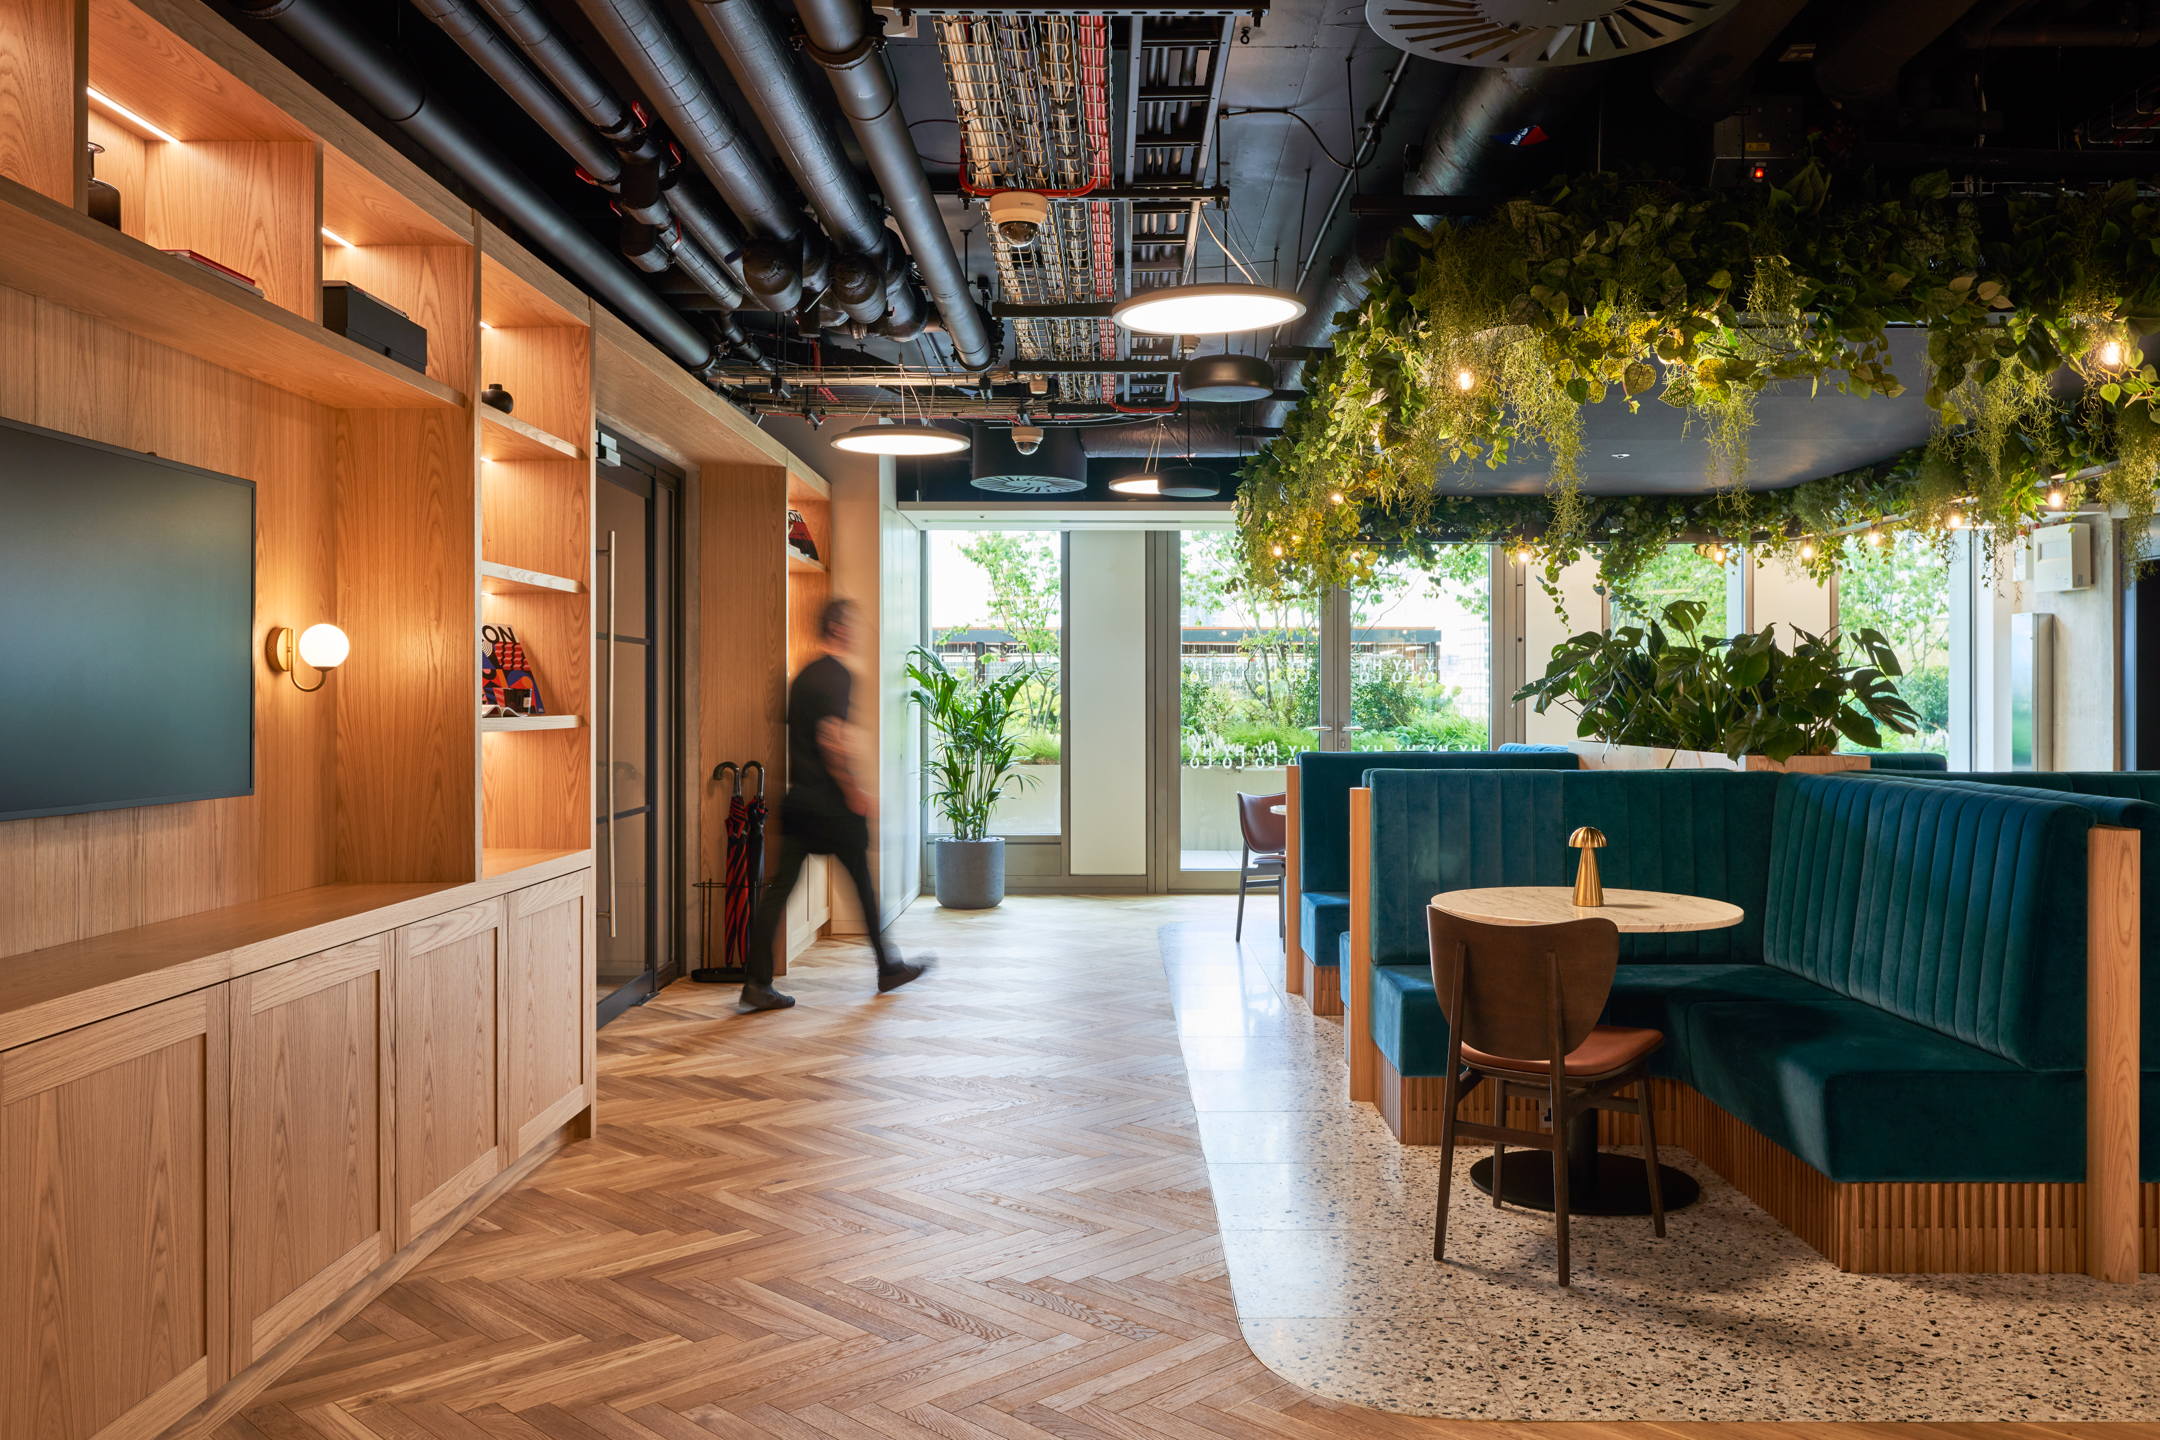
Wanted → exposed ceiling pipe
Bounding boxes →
[792,0,996,369]
[405,0,623,187]
[237,0,729,376]
[1262,64,1604,430]
[1652,0,1813,123]
[1813,0,1984,105]
[690,0,876,255]
[568,0,801,243]
[1294,49,1415,292]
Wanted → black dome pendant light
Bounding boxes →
[1156,399,1220,499]
[1179,351,1274,403]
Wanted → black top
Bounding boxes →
[786,653,852,816]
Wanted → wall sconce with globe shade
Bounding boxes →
[267,623,349,692]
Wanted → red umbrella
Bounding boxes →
[694,762,768,981]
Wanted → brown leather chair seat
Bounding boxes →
[1460,1024,1662,1078]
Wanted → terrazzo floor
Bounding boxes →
[1161,920,2160,1422]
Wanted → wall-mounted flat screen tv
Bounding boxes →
[0,417,256,821]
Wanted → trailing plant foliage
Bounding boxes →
[1515,601,1920,762]
[1238,164,2160,598]
[906,647,1042,841]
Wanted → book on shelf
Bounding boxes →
[159,249,265,297]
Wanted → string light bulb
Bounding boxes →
[1867,525,1884,546]
[1330,491,1344,504]
[2048,474,2067,509]
[1271,544,1284,558]
[1516,545,1533,564]
[1948,509,1965,529]
[2101,340,2124,367]
[1800,540,1816,560]
[1455,369,1475,392]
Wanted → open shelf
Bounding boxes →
[481,846,589,880]
[480,560,583,596]
[787,550,826,574]
[0,174,464,412]
[480,714,582,732]
[480,406,584,462]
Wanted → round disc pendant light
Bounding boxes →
[1179,353,1275,403]
[1154,465,1221,499]
[832,416,970,456]
[1112,283,1306,336]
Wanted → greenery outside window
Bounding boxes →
[926,530,1062,836]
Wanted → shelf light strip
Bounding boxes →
[86,88,180,145]
[320,226,357,249]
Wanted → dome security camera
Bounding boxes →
[1010,423,1045,456]
[987,191,1051,250]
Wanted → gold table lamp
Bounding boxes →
[1570,826,1607,907]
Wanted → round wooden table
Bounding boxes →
[1428,886,1746,1218]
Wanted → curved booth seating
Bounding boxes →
[1287,748,1578,1013]
[1835,750,1950,771]
[1352,767,2151,1276]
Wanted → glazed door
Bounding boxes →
[594,435,682,1023]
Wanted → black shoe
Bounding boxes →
[740,983,796,1011]
[877,955,933,993]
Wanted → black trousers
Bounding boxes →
[746,815,892,986]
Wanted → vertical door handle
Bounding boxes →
[603,530,618,938]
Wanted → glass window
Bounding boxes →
[925,530,1063,835]
[1837,532,1951,754]
[1612,544,1729,634]
[1178,531,1317,870]
[1348,547,1491,753]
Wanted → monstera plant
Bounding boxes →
[1515,600,1920,763]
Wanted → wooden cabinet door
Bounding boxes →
[393,898,507,1247]
[229,935,394,1372]
[504,869,594,1157]
[1,989,230,1440]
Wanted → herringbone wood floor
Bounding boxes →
[217,896,2152,1440]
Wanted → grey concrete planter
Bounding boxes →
[933,837,1005,909]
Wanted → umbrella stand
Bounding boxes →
[692,762,750,982]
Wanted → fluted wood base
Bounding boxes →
[1373,1056,2159,1274]
[1302,956,1341,1016]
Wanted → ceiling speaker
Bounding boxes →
[1364,0,1740,68]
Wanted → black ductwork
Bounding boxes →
[690,0,931,331]
[691,0,876,253]
[237,0,732,375]
[473,0,646,152]
[1653,0,1812,122]
[569,0,800,242]
[404,0,623,187]
[1814,0,1983,106]
[399,0,756,329]
[793,0,995,369]
[1262,64,1603,430]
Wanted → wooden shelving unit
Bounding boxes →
[0,172,464,411]
[787,550,826,574]
[480,560,583,595]
[480,714,582,732]
[481,404,584,462]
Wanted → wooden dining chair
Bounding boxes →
[1424,906,1667,1286]
[1234,791,1287,941]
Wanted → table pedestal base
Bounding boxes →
[1468,1152,1699,1217]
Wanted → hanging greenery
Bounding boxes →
[1236,163,2160,602]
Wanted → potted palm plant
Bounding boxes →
[1515,599,1919,769]
[907,646,1043,908]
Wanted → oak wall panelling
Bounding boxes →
[0,0,86,207]
[0,287,338,960]
[0,987,232,1440]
